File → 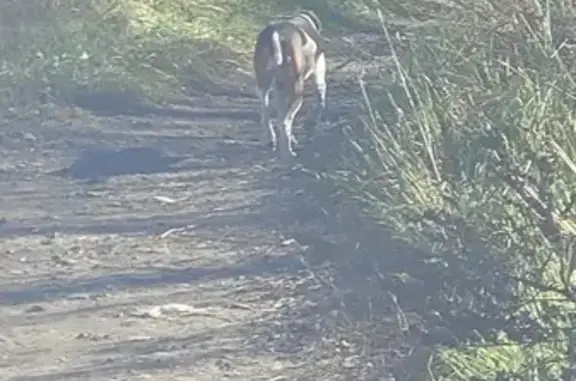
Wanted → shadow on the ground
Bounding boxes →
[0,179,320,237]
[48,140,272,181]
[71,86,351,124]
[9,321,337,381]
[0,253,305,306]
[72,88,260,120]
[50,146,188,182]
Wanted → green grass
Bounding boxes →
[325,0,576,379]
[0,0,264,112]
[0,0,374,114]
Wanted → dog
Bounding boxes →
[253,9,327,162]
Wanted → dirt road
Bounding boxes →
[0,34,403,381]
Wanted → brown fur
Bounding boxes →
[253,11,326,163]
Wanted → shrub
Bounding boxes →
[330,0,576,379]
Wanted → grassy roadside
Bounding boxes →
[0,0,264,115]
[0,0,376,117]
[317,0,576,379]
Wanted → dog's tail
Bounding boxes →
[271,31,283,66]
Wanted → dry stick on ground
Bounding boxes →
[160,224,197,238]
[330,56,356,73]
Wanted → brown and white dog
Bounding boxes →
[253,10,327,162]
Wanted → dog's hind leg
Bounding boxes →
[257,85,277,150]
[277,81,304,162]
[312,52,327,128]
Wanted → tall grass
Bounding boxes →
[330,0,576,379]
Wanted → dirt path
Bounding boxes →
[0,33,402,381]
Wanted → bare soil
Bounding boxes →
[0,34,411,381]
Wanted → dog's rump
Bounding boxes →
[270,11,325,52]
[255,11,324,70]
[255,23,304,70]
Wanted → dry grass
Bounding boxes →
[321,0,576,379]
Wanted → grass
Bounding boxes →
[321,0,576,379]
[0,0,376,115]
[0,0,264,114]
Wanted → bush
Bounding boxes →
[330,0,576,379]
